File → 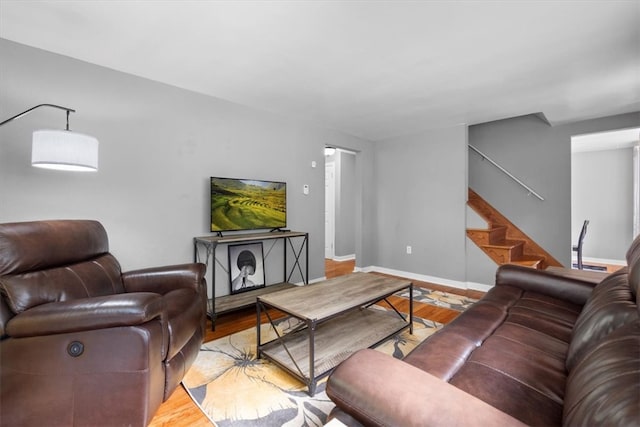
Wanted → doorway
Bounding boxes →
[324,146,358,275]
[571,127,639,266]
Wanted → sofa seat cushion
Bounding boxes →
[403,284,520,379]
[450,330,568,426]
[404,285,581,379]
[404,300,507,380]
[446,295,580,427]
[164,288,203,360]
[450,359,564,426]
[404,283,584,426]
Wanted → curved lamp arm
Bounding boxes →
[0,103,75,129]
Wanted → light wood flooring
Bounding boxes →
[148,259,482,426]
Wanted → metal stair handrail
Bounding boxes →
[468,144,545,201]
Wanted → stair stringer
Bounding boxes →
[467,188,563,269]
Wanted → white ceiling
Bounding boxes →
[1,1,639,141]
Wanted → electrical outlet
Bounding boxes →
[406,246,412,254]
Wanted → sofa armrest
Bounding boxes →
[6,293,164,338]
[326,349,527,427]
[496,264,598,305]
[122,263,206,295]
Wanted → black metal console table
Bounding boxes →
[193,231,309,329]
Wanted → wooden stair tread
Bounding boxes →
[482,240,524,249]
[511,258,544,268]
[466,225,507,232]
[467,226,508,245]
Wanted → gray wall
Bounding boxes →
[373,125,468,282]
[3,39,637,292]
[0,39,372,296]
[468,112,640,284]
[355,145,377,269]
[572,147,633,260]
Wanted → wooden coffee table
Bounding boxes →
[256,272,413,395]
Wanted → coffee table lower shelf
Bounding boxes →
[258,308,410,395]
[210,282,297,316]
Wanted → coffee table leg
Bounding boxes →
[256,300,262,357]
[308,319,316,396]
[410,283,414,334]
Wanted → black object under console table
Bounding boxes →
[193,231,309,329]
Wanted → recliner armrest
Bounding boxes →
[6,293,164,338]
[326,349,527,427]
[496,264,599,305]
[122,263,206,295]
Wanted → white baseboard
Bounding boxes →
[358,265,493,292]
[578,256,626,266]
[466,281,494,292]
[314,266,494,292]
[332,254,356,262]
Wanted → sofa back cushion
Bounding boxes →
[0,220,124,314]
[565,268,637,371]
[563,320,640,426]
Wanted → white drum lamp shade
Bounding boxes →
[32,130,99,172]
[0,104,99,172]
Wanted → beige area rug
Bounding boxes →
[182,310,442,426]
[396,287,478,311]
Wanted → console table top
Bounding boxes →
[195,230,307,244]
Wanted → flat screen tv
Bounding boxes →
[210,177,287,232]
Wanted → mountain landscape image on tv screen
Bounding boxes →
[211,177,287,232]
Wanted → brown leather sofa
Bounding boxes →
[0,220,207,426]
[326,235,640,426]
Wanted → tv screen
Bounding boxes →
[210,177,287,232]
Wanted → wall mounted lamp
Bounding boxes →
[0,103,99,172]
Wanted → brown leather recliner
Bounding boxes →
[0,220,207,426]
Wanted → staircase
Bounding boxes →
[466,188,563,269]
